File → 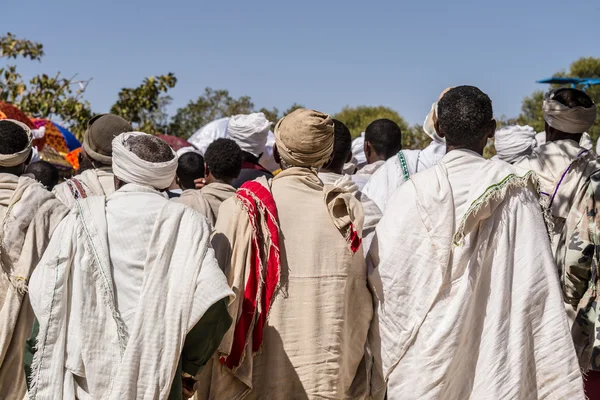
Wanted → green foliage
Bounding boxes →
[169,88,254,138]
[0,33,92,138]
[518,57,600,141]
[282,103,304,117]
[110,73,177,134]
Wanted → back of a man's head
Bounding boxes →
[177,152,205,190]
[125,134,175,163]
[364,119,402,161]
[552,88,594,109]
[205,138,242,184]
[437,86,493,149]
[327,119,352,172]
[26,161,59,190]
[0,120,30,156]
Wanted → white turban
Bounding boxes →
[112,132,178,190]
[494,125,537,164]
[227,113,271,158]
[543,95,597,134]
[0,119,33,167]
[351,134,366,169]
[187,117,230,155]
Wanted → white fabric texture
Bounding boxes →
[371,149,584,399]
[28,189,233,399]
[188,117,230,155]
[227,113,271,158]
[112,132,178,190]
[494,125,537,164]
[0,120,32,167]
[259,130,279,172]
[363,141,446,212]
[351,160,385,191]
[535,131,593,151]
[53,168,116,209]
[543,98,597,134]
[423,102,446,144]
[350,134,366,170]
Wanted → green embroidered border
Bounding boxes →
[398,151,410,181]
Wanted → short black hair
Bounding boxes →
[551,88,594,109]
[125,135,175,163]
[364,119,402,159]
[437,85,493,148]
[205,138,242,182]
[329,119,352,171]
[176,152,205,190]
[25,161,59,190]
[0,120,29,155]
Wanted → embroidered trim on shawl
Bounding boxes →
[398,151,410,181]
[221,180,280,370]
[66,178,87,201]
[454,170,539,245]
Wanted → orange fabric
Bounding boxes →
[65,148,81,170]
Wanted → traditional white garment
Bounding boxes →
[188,117,230,155]
[318,171,382,255]
[372,149,584,399]
[0,175,67,400]
[494,125,537,164]
[53,168,116,208]
[28,185,233,399]
[352,160,385,191]
[259,130,279,172]
[227,113,271,158]
[363,140,446,212]
[350,134,367,170]
[535,131,593,151]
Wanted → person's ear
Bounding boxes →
[363,141,370,159]
[345,152,353,163]
[204,162,209,178]
[434,120,445,138]
[488,119,497,139]
[273,144,281,164]
[175,176,180,186]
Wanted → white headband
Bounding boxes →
[112,132,178,190]
[0,119,33,167]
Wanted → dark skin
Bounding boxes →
[192,162,234,189]
[544,122,583,144]
[114,177,170,192]
[435,119,496,156]
[320,152,352,175]
[363,141,386,164]
[0,153,33,177]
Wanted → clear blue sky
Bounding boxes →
[3,0,599,126]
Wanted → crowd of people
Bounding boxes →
[0,84,598,399]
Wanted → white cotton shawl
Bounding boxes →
[112,132,178,190]
[363,140,446,212]
[494,125,537,164]
[188,117,230,155]
[52,168,116,208]
[28,196,233,399]
[371,153,584,399]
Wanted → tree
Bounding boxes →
[518,57,600,140]
[0,32,93,137]
[169,88,255,138]
[110,73,177,134]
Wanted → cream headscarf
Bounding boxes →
[112,132,178,190]
[423,88,453,144]
[274,108,334,168]
[0,119,33,167]
[543,91,597,134]
[494,125,537,164]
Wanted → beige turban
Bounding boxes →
[0,119,33,167]
[274,108,334,168]
[543,95,597,134]
[112,132,178,190]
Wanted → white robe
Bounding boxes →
[371,149,584,399]
[28,184,233,399]
[363,140,446,212]
[351,160,385,191]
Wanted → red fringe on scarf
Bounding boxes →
[221,181,280,370]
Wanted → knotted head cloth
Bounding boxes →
[543,91,597,134]
[112,132,178,190]
[227,113,271,158]
[274,108,334,169]
[423,87,453,143]
[0,119,33,167]
[83,114,133,164]
[494,125,537,164]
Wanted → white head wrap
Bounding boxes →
[227,113,271,158]
[423,88,453,144]
[351,134,366,169]
[543,92,597,134]
[494,125,537,164]
[188,117,230,155]
[0,119,33,167]
[112,132,178,190]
